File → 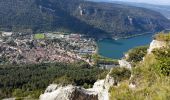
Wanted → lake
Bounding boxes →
[97,33,154,59]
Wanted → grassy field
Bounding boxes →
[34,34,45,39]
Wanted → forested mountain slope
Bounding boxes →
[0,0,170,38]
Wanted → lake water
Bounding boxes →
[97,33,154,59]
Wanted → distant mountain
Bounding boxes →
[0,0,170,38]
[127,3,170,19]
[114,1,170,19]
[90,0,170,19]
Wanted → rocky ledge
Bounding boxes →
[39,74,114,100]
[40,85,98,100]
[147,40,168,54]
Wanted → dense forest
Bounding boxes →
[0,0,170,38]
[0,62,107,99]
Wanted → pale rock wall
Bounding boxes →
[118,59,131,69]
[39,69,117,100]
[40,55,135,100]
[148,40,167,54]
[40,85,98,100]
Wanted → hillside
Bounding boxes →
[110,33,170,99]
[38,33,170,100]
[104,1,170,19]
[0,0,170,38]
[0,31,170,99]
[127,3,170,19]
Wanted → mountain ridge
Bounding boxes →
[89,0,170,19]
[0,0,170,38]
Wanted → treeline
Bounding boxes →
[0,62,107,99]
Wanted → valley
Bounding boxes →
[1,30,170,100]
[0,0,170,100]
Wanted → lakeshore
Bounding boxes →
[112,32,154,40]
[97,33,154,59]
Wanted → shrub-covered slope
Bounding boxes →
[110,33,170,100]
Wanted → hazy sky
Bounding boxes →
[110,0,170,5]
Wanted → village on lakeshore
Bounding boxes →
[0,31,97,64]
[0,31,118,68]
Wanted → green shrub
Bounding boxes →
[152,48,170,76]
[109,67,131,82]
[127,46,148,63]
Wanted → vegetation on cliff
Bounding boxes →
[109,67,131,84]
[154,32,170,41]
[110,33,170,100]
[126,46,148,63]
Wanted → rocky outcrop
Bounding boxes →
[104,69,116,89]
[148,40,167,54]
[118,59,131,69]
[88,80,109,100]
[40,85,98,100]
[40,68,118,100]
[40,79,112,100]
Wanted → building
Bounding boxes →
[2,32,13,37]
[46,33,65,39]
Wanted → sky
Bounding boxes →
[94,0,170,5]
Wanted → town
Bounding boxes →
[0,31,97,65]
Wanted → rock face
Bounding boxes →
[40,69,118,100]
[147,40,167,53]
[104,69,116,89]
[40,85,98,100]
[118,59,131,69]
[40,80,111,100]
[88,80,109,100]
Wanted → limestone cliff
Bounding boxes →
[40,85,98,100]
[118,59,131,69]
[40,70,116,100]
[148,40,168,54]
